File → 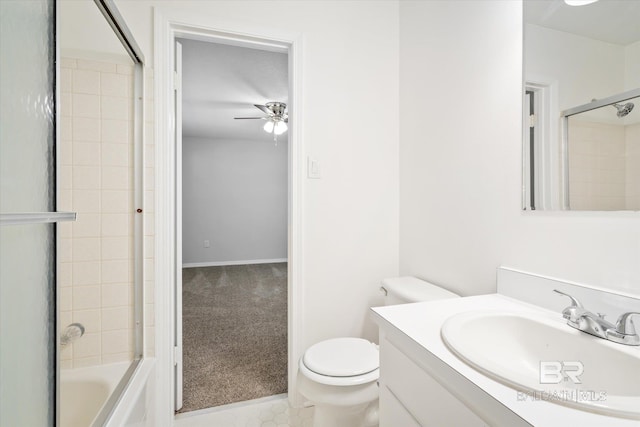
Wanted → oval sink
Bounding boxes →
[441,310,640,419]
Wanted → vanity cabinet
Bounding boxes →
[378,335,487,427]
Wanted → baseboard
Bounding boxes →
[182,258,287,268]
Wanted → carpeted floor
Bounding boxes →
[178,263,288,413]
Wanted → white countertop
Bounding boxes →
[370,294,640,427]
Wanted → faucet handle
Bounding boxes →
[553,289,586,325]
[553,289,584,308]
[615,312,640,336]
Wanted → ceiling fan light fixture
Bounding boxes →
[274,121,288,135]
[263,121,275,133]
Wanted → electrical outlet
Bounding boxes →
[203,240,210,248]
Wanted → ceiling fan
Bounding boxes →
[234,102,289,137]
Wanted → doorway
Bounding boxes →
[154,17,303,422]
[175,38,290,413]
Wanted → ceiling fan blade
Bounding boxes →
[234,117,267,120]
[254,104,273,115]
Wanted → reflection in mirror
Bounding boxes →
[565,91,640,211]
[57,0,143,425]
[523,0,640,211]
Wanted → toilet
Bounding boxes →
[297,276,460,427]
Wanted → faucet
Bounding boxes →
[553,290,640,346]
[60,323,85,347]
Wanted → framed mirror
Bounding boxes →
[523,0,640,211]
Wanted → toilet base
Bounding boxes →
[313,400,378,427]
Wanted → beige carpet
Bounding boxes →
[178,263,288,413]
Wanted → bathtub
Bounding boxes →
[60,362,130,427]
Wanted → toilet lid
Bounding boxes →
[302,337,379,377]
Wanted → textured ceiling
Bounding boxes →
[525,0,640,46]
[179,38,288,141]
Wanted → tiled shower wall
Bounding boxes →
[625,123,640,210]
[57,56,156,368]
[568,121,628,210]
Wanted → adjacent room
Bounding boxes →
[177,39,289,412]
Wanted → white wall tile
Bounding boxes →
[102,353,133,364]
[72,142,101,166]
[72,93,100,118]
[102,307,129,331]
[101,330,131,355]
[73,309,101,334]
[102,143,131,166]
[117,64,134,75]
[59,165,73,190]
[61,116,73,140]
[73,285,101,310]
[58,239,73,263]
[101,261,130,284]
[71,238,101,262]
[61,92,73,117]
[101,236,130,260]
[101,73,129,97]
[74,168,104,198]
[72,261,101,286]
[102,190,132,213]
[101,96,130,121]
[102,120,129,144]
[101,283,130,307]
[60,287,73,312]
[58,262,72,287]
[73,69,100,95]
[72,117,100,142]
[72,190,101,213]
[58,189,73,211]
[102,213,131,237]
[73,357,101,369]
[72,213,101,237]
[77,59,116,73]
[61,58,77,69]
[60,56,147,366]
[102,166,131,190]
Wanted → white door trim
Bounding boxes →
[153,8,305,425]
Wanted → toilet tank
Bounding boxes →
[381,276,459,306]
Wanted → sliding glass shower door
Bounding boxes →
[0,1,66,425]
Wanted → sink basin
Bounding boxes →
[441,310,640,419]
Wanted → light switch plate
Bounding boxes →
[307,156,321,179]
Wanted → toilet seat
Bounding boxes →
[299,338,379,386]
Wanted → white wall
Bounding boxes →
[115,0,400,346]
[182,137,288,265]
[399,0,640,297]
[525,23,625,112]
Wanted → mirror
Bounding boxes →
[523,0,640,211]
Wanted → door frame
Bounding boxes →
[153,8,305,423]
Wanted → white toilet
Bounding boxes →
[297,276,460,427]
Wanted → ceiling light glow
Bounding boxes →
[564,0,598,6]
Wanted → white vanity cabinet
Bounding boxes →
[378,334,488,427]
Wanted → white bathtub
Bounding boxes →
[60,362,130,427]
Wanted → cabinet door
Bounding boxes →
[380,385,421,427]
[380,338,487,427]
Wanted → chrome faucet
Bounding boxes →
[554,290,640,346]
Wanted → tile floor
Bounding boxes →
[174,395,314,427]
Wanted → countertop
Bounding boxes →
[370,294,640,427]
